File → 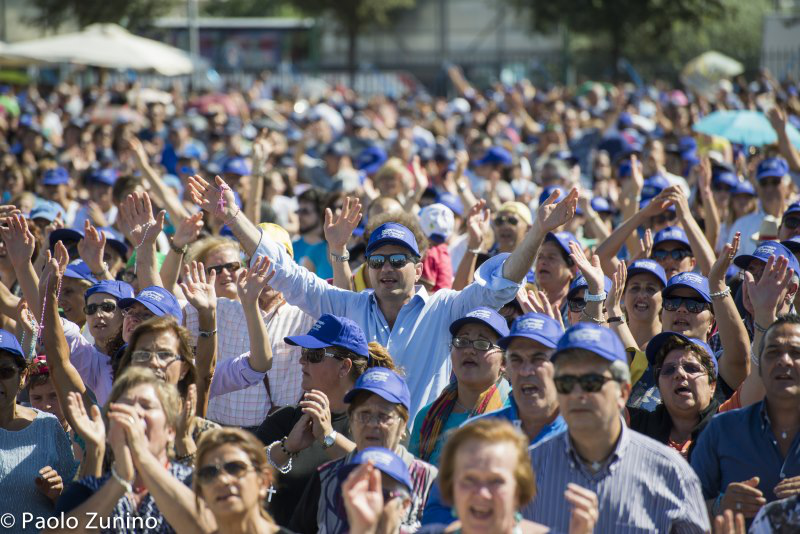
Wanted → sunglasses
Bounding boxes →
[366,254,416,270]
[783,217,800,230]
[650,212,677,225]
[451,336,498,352]
[658,361,706,378]
[0,366,20,380]
[196,460,253,485]
[553,373,616,394]
[760,177,782,188]
[494,215,519,226]
[711,183,733,193]
[121,309,154,322]
[84,302,117,316]
[663,296,710,314]
[567,298,586,313]
[131,350,182,366]
[651,248,692,262]
[206,262,241,275]
[301,347,344,364]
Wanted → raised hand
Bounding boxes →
[65,391,106,449]
[108,402,151,463]
[638,187,674,218]
[39,242,69,297]
[697,157,713,197]
[42,216,64,249]
[235,255,275,306]
[172,211,204,249]
[0,205,21,219]
[605,261,627,318]
[127,137,150,168]
[519,288,565,330]
[252,133,274,169]
[565,483,599,534]
[342,462,384,534]
[77,220,107,274]
[179,261,217,313]
[324,196,362,251]
[630,154,644,192]
[16,298,38,356]
[742,254,793,324]
[0,213,36,268]
[299,389,334,442]
[118,191,165,248]
[34,466,64,503]
[630,229,653,262]
[569,242,605,293]
[465,199,490,251]
[660,185,691,219]
[536,187,578,233]
[767,106,788,134]
[186,174,238,219]
[285,412,316,455]
[86,201,109,228]
[710,232,740,289]
[175,384,197,444]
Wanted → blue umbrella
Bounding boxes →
[693,110,800,148]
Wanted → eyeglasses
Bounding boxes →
[196,460,253,485]
[366,253,416,270]
[206,262,241,275]
[651,248,692,262]
[300,347,343,364]
[658,361,706,378]
[567,298,587,313]
[553,373,616,394]
[663,296,710,314]
[84,302,117,316]
[494,215,519,226]
[131,350,182,366]
[451,336,498,352]
[650,212,678,226]
[760,177,782,188]
[353,410,400,427]
[0,366,20,380]
[121,309,154,322]
[783,217,800,230]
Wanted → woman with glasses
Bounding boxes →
[187,237,243,301]
[409,307,510,466]
[254,314,397,529]
[291,367,437,534]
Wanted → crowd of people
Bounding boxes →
[0,64,799,533]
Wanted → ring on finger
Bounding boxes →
[736,502,742,511]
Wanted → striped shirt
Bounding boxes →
[523,420,710,533]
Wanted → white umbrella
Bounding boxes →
[2,23,194,75]
[681,51,744,102]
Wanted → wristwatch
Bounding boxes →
[169,238,188,255]
[321,430,338,449]
[330,251,350,263]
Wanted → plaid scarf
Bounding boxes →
[417,381,505,462]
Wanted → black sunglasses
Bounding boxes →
[84,302,117,316]
[663,296,709,314]
[760,177,782,188]
[658,361,706,378]
[567,298,587,313]
[366,253,416,270]
[650,212,678,225]
[0,366,20,380]
[196,460,253,485]
[651,249,692,262]
[494,215,520,226]
[783,217,800,230]
[301,347,344,364]
[206,262,241,275]
[553,373,616,394]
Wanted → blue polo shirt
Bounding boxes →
[691,400,800,503]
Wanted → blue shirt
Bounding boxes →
[292,237,333,279]
[691,400,800,503]
[524,421,710,533]
[252,231,520,419]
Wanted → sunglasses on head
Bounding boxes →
[567,298,587,313]
[651,248,692,262]
[553,373,616,394]
[658,361,706,378]
[206,262,241,275]
[451,336,498,352]
[0,365,21,380]
[84,302,117,316]
[301,347,344,364]
[650,212,677,225]
[663,296,709,314]
[783,216,800,230]
[366,253,416,270]
[196,460,253,485]
[494,215,520,226]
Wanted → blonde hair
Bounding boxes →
[186,236,240,266]
[373,158,413,193]
[105,367,181,430]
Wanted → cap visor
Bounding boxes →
[733,254,756,270]
[497,333,557,350]
[284,334,331,349]
[664,283,711,303]
[366,238,418,256]
[344,385,404,406]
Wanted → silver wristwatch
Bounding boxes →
[321,430,338,449]
[330,251,350,263]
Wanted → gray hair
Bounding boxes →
[609,359,631,385]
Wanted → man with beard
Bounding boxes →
[293,187,333,279]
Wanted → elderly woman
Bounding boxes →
[410,307,510,466]
[255,314,397,528]
[186,236,242,301]
[292,367,437,533]
[0,331,77,526]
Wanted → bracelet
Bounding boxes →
[280,436,297,457]
[581,310,606,324]
[607,315,626,324]
[110,463,133,494]
[198,329,217,338]
[467,247,482,255]
[169,238,188,255]
[267,441,292,474]
[176,451,196,462]
[330,251,350,263]
[584,291,607,302]
[223,207,240,226]
[754,321,769,334]
[709,287,731,300]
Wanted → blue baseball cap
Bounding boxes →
[356,145,389,175]
[0,329,24,363]
[85,280,135,302]
[340,447,412,492]
[663,272,711,303]
[436,192,464,217]
[366,222,421,257]
[476,146,513,167]
[627,259,668,287]
[539,186,565,209]
[733,241,800,275]
[343,367,411,412]
[645,331,718,377]
[97,227,129,258]
[64,260,98,284]
[42,167,69,186]
[756,157,789,181]
[30,200,65,222]
[783,202,800,219]
[177,144,202,160]
[653,226,691,249]
[498,312,563,350]
[544,231,579,259]
[712,169,738,189]
[222,157,250,176]
[89,168,118,187]
[552,323,626,364]
[449,307,510,338]
[732,180,756,196]
[590,197,615,214]
[567,275,613,300]
[641,174,670,201]
[285,314,369,357]
[617,159,642,178]
[49,228,84,251]
[119,286,182,321]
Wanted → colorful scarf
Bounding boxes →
[417,381,505,462]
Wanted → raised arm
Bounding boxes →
[605,261,640,350]
[235,256,275,373]
[696,159,721,254]
[568,242,606,324]
[768,107,800,173]
[324,196,362,291]
[502,188,578,283]
[245,133,272,225]
[453,200,490,291]
[77,220,113,281]
[443,151,480,211]
[117,191,166,289]
[708,233,750,389]
[65,391,106,478]
[0,214,39,316]
[402,155,428,213]
[128,137,191,222]
[663,185,716,277]
[577,195,611,243]
[160,211,204,294]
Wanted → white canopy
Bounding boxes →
[2,23,194,75]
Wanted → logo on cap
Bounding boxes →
[139,290,164,302]
[518,317,545,331]
[381,228,406,240]
[637,260,659,270]
[311,320,325,332]
[676,273,703,285]
[569,328,603,343]
[555,232,571,240]
[756,245,777,256]
[361,450,394,466]
[362,371,390,383]
[467,309,492,320]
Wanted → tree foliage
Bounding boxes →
[29,0,180,31]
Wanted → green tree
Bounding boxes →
[30,0,179,32]
[509,0,726,77]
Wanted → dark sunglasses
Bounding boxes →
[658,361,706,378]
[651,248,692,262]
[206,262,241,275]
[783,217,800,230]
[301,347,343,364]
[84,302,117,316]
[663,296,709,314]
[567,298,586,313]
[0,366,20,380]
[366,253,416,270]
[650,212,678,225]
[760,177,782,188]
[553,373,616,394]
[196,460,253,485]
[451,336,498,352]
[494,215,520,226]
